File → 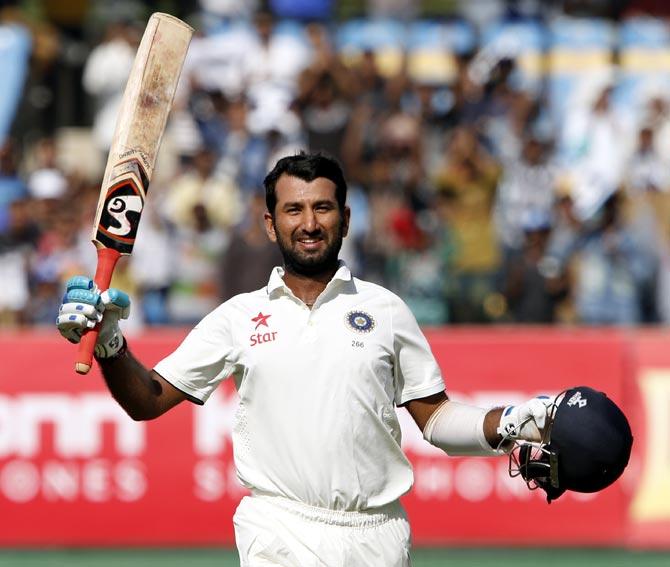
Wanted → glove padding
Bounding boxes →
[497,396,553,443]
[57,275,130,358]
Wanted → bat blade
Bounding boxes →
[92,12,192,255]
[75,13,193,375]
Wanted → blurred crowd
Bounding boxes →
[2,0,670,330]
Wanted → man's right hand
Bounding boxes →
[497,396,554,443]
[57,276,130,359]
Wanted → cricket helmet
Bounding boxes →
[511,386,633,503]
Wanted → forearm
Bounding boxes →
[97,346,168,421]
[424,399,550,456]
[423,401,508,456]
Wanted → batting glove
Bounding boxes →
[57,275,130,358]
[497,396,553,443]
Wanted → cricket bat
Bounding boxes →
[75,13,193,374]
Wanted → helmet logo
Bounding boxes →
[567,391,588,408]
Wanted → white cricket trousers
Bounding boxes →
[233,495,412,567]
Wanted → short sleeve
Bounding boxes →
[154,305,240,404]
[391,295,445,405]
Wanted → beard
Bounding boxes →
[274,219,345,276]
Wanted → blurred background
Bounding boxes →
[1,0,670,565]
[5,0,670,330]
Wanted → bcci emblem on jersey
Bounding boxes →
[345,310,376,334]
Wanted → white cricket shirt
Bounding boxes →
[155,262,445,511]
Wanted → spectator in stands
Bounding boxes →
[481,57,517,112]
[163,148,242,323]
[643,94,670,165]
[178,19,253,102]
[630,100,670,324]
[26,137,67,201]
[351,50,387,103]
[167,201,231,324]
[219,192,282,301]
[242,9,310,139]
[623,125,669,322]
[296,23,355,162]
[30,202,91,324]
[560,84,633,218]
[298,67,351,159]
[386,207,449,325]
[494,132,557,257]
[215,96,271,195]
[129,204,176,325]
[163,147,242,231]
[82,19,139,153]
[570,193,655,325]
[434,125,503,323]
[377,89,425,202]
[413,81,453,174]
[481,60,538,161]
[502,210,568,323]
[0,198,38,325]
[25,136,68,233]
[192,90,230,156]
[626,124,670,198]
[445,53,488,127]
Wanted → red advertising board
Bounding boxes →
[0,328,663,547]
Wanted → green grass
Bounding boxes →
[0,548,669,567]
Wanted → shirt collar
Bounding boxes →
[267,260,353,297]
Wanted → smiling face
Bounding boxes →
[264,174,350,277]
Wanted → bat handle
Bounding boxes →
[75,247,122,374]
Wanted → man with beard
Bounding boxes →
[56,152,552,566]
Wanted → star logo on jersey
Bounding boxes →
[251,312,271,330]
[249,311,277,347]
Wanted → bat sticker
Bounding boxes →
[95,161,148,254]
[106,195,143,236]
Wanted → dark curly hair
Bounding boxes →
[263,151,347,216]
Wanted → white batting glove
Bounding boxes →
[57,276,130,358]
[497,396,553,443]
